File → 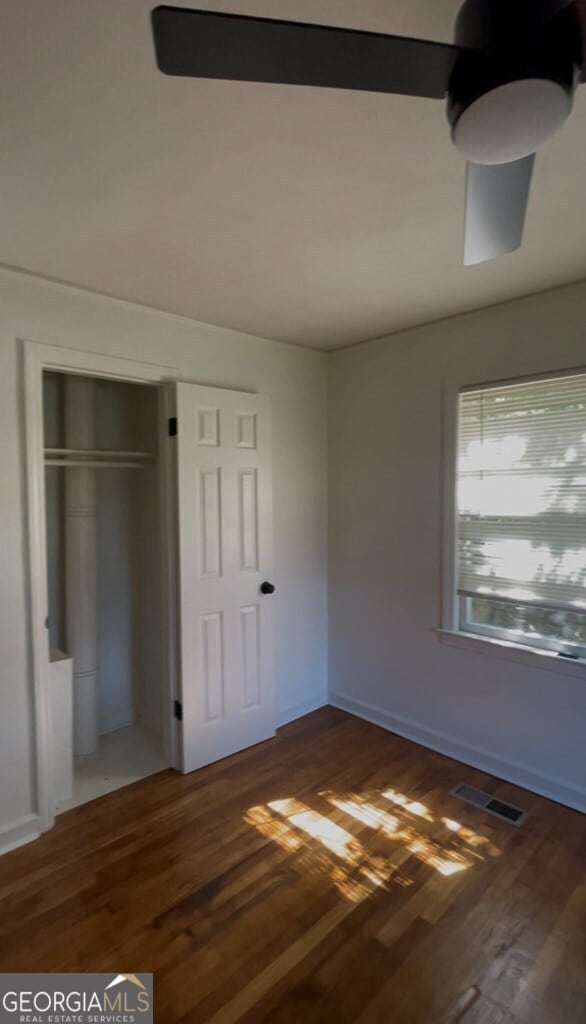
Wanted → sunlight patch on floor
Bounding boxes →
[382,789,434,822]
[244,784,501,905]
[268,799,362,864]
[321,792,400,837]
[249,799,414,904]
[244,806,303,853]
[441,817,502,856]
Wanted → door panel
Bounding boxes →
[175,383,274,772]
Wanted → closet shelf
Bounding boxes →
[44,447,156,469]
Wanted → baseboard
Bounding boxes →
[0,813,41,857]
[276,695,327,729]
[329,691,586,814]
[99,707,135,735]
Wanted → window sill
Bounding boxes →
[437,628,586,680]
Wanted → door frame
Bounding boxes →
[23,339,180,834]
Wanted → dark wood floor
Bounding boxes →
[0,707,584,1023]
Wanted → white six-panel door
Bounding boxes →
[174,382,275,772]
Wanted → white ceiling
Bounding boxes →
[3,0,586,350]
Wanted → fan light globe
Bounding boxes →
[452,78,573,164]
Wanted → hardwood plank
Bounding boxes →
[0,706,584,1023]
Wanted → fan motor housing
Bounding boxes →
[448,0,582,160]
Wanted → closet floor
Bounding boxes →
[56,724,167,813]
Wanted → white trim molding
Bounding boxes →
[23,339,180,838]
[437,628,586,681]
[0,814,41,857]
[329,692,586,814]
[440,377,460,633]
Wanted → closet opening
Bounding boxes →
[43,369,171,812]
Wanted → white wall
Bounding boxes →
[329,280,586,813]
[0,267,328,848]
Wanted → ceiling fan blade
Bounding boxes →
[551,0,586,80]
[464,155,535,266]
[576,0,586,78]
[151,6,457,100]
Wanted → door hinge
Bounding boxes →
[173,700,183,721]
[168,416,177,437]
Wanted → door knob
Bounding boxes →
[260,581,275,595]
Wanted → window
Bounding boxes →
[456,371,586,660]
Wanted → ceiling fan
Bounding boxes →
[151,1,586,265]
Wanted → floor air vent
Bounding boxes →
[450,783,528,826]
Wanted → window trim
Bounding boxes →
[437,627,586,680]
[459,596,586,660]
[440,366,586,675]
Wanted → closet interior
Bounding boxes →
[43,371,168,812]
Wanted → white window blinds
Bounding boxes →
[457,372,586,612]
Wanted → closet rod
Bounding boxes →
[44,447,153,460]
[45,459,154,469]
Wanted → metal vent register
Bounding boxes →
[451,783,529,826]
